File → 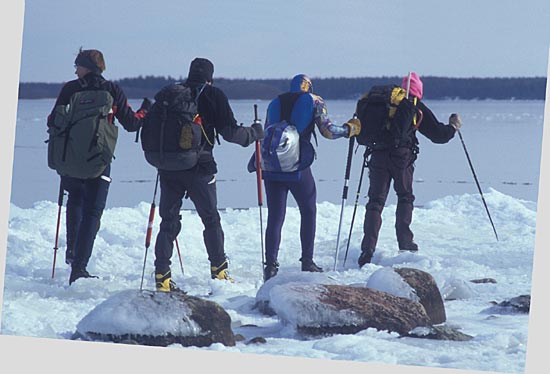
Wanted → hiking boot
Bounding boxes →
[399,241,419,252]
[263,261,279,281]
[69,268,98,285]
[65,249,74,265]
[155,270,181,292]
[358,250,373,268]
[211,260,235,283]
[300,258,323,273]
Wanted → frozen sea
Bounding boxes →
[10,99,544,209]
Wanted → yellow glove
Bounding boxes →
[344,118,361,138]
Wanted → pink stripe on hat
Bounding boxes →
[402,72,423,99]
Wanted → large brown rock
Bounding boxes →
[256,283,432,336]
[394,267,446,324]
[74,289,235,347]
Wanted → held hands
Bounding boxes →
[449,113,462,130]
[344,117,361,138]
[251,122,265,141]
[139,97,153,113]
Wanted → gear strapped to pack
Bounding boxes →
[355,84,421,152]
[140,83,213,171]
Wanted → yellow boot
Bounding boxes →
[210,260,235,283]
[155,269,180,292]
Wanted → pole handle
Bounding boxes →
[253,104,263,205]
[255,141,263,206]
[342,136,355,199]
[145,203,156,248]
[52,181,64,279]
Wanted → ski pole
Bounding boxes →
[333,126,356,271]
[253,104,266,271]
[343,147,369,267]
[405,71,412,98]
[174,237,184,276]
[51,181,64,279]
[456,127,499,241]
[140,172,160,291]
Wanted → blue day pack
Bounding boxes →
[247,92,316,179]
[261,120,302,172]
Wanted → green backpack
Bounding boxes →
[47,89,117,179]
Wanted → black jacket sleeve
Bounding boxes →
[416,101,456,144]
[108,82,146,132]
[46,80,79,127]
[199,85,257,147]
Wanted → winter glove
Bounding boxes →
[251,122,265,141]
[449,113,462,130]
[344,118,361,138]
[139,97,153,113]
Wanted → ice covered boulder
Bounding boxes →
[255,273,431,336]
[393,267,447,324]
[73,289,235,347]
[366,267,446,324]
[486,294,531,314]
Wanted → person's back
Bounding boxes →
[144,58,264,292]
[357,72,462,267]
[260,74,361,281]
[47,48,150,285]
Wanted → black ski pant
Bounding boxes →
[62,164,111,272]
[361,148,415,256]
[264,167,317,265]
[154,169,225,274]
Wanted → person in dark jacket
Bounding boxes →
[358,72,462,267]
[151,58,264,292]
[47,48,151,285]
[261,74,361,281]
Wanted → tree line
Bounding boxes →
[18,76,547,100]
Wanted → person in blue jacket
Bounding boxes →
[260,74,361,281]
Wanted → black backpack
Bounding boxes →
[355,84,418,149]
[47,88,117,179]
[140,83,210,171]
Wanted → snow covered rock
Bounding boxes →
[366,267,446,324]
[440,277,476,301]
[404,325,473,341]
[487,294,531,313]
[256,280,431,336]
[254,272,339,316]
[393,267,447,324]
[73,289,236,347]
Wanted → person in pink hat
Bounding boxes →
[358,72,463,267]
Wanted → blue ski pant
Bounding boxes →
[61,164,111,271]
[264,167,317,265]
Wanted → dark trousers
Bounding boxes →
[264,167,317,264]
[61,165,111,271]
[361,148,415,255]
[154,169,225,274]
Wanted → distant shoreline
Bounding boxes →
[18,76,547,100]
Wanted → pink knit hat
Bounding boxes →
[401,72,423,99]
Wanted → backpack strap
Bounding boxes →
[278,92,304,122]
[278,91,318,146]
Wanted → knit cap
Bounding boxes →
[401,72,423,99]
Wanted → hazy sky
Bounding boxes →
[18,0,550,83]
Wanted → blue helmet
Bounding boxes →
[290,74,313,93]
